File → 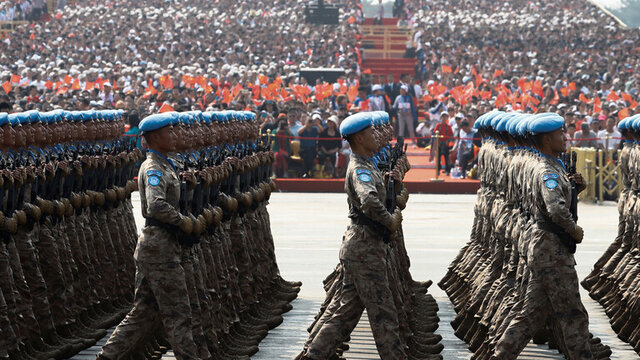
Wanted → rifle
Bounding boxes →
[565,151,578,222]
[379,137,407,244]
[385,137,407,213]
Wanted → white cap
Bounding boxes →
[312,113,322,120]
[372,84,382,92]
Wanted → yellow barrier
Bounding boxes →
[573,148,597,202]
[572,145,623,202]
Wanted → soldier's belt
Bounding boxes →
[535,218,577,254]
[350,210,391,245]
[145,217,198,247]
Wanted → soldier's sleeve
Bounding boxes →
[143,166,183,227]
[351,168,393,229]
[539,169,578,236]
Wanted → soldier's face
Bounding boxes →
[175,126,185,151]
[34,123,46,144]
[549,128,567,153]
[14,126,26,147]
[3,124,14,147]
[357,127,377,153]
[29,124,38,144]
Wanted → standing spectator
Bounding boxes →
[385,74,399,134]
[393,85,417,146]
[272,119,294,178]
[259,112,278,133]
[574,122,599,148]
[318,116,342,177]
[298,117,322,177]
[286,113,302,137]
[124,111,142,149]
[393,0,404,19]
[597,117,621,151]
[352,86,370,111]
[433,111,453,175]
[384,74,400,102]
[373,0,384,25]
[589,116,602,135]
[566,123,577,148]
[369,85,387,111]
[455,120,475,178]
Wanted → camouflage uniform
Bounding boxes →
[304,153,405,360]
[494,155,592,360]
[99,150,198,360]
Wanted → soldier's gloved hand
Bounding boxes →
[4,216,17,234]
[202,208,214,225]
[212,206,223,226]
[573,225,584,244]
[24,203,41,222]
[388,209,403,232]
[196,215,207,234]
[37,198,54,216]
[53,200,66,216]
[73,161,83,177]
[190,214,204,236]
[397,188,409,210]
[105,189,117,203]
[116,187,126,200]
[14,210,27,226]
[94,192,106,206]
[179,215,194,235]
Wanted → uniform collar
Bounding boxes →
[539,152,566,172]
[148,149,177,173]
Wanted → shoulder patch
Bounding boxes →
[148,175,161,186]
[542,173,559,181]
[544,179,558,190]
[147,169,163,177]
[356,168,372,175]
[358,173,372,183]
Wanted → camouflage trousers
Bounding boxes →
[99,260,198,360]
[494,265,592,360]
[305,257,406,360]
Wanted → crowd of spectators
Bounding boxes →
[0,0,47,21]
[0,0,638,178]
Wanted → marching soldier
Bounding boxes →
[441,111,613,360]
[0,108,299,360]
[584,114,640,355]
[97,112,200,360]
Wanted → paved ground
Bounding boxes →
[76,193,639,359]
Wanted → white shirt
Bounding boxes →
[413,84,423,98]
[597,129,621,150]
